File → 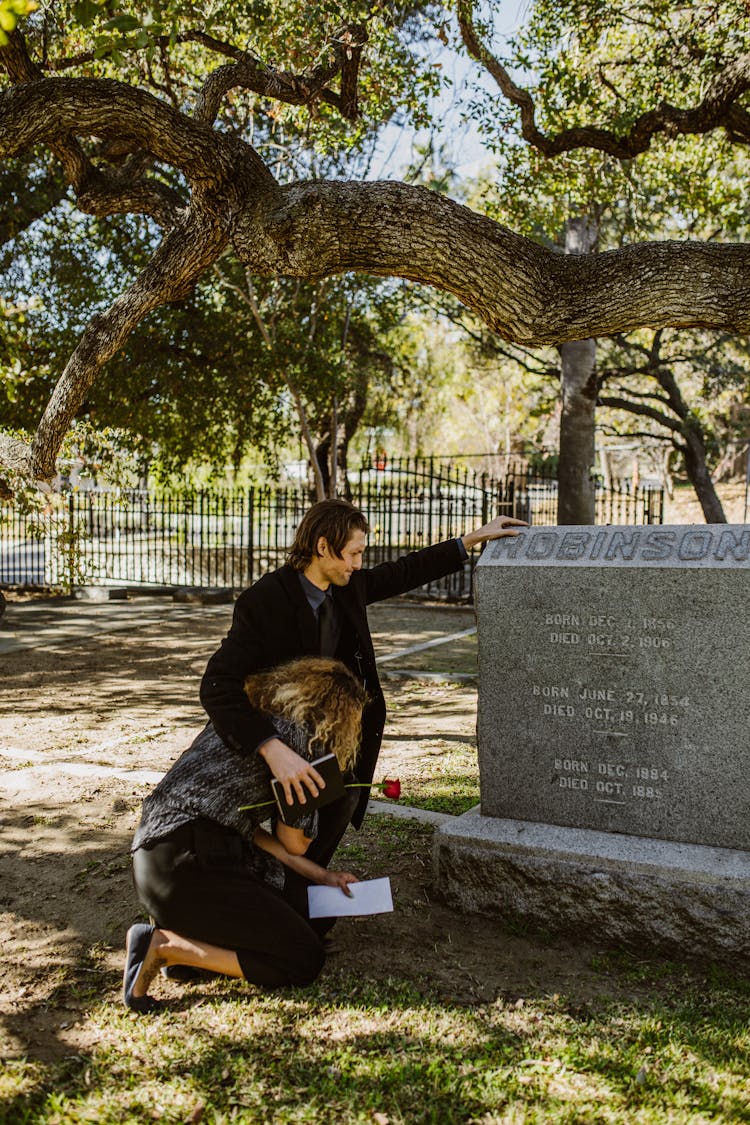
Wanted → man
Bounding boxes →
[200,499,526,871]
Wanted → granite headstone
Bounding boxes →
[434,525,750,965]
[477,524,750,850]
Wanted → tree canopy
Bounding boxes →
[2,1,750,488]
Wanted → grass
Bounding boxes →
[377,678,482,815]
[2,965,750,1124]
[400,767,479,815]
[3,817,750,1124]
[337,816,431,878]
[390,742,481,816]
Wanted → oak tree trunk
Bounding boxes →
[557,217,598,525]
[682,427,727,523]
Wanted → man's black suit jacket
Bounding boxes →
[200,538,465,827]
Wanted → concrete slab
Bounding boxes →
[434,808,750,968]
[367,798,450,826]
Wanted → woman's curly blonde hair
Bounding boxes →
[243,657,366,772]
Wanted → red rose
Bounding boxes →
[382,778,401,800]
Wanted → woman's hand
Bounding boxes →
[258,738,326,805]
[318,869,359,897]
[253,828,357,895]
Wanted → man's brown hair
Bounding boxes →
[287,499,369,571]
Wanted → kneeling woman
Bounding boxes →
[123,657,365,1012]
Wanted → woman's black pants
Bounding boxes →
[131,795,358,989]
[132,818,325,988]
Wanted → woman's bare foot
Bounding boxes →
[123,924,243,1012]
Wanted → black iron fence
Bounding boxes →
[0,460,663,600]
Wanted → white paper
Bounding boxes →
[307,876,393,918]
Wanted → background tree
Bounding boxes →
[212,264,404,497]
[0,207,287,478]
[595,329,750,521]
[455,0,750,521]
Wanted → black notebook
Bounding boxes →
[270,753,346,825]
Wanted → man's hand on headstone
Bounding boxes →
[258,738,326,806]
[462,515,529,551]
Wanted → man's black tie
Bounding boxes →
[318,595,338,656]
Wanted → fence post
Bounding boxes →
[66,492,75,594]
[247,488,255,586]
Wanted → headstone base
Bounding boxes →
[433,810,750,971]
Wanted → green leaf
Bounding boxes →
[102,14,141,32]
[71,0,102,28]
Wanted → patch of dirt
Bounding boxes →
[664,478,748,523]
[0,598,661,1063]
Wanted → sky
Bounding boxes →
[368,0,531,181]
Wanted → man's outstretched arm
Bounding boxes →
[363,516,529,605]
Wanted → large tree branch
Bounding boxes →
[5,163,750,369]
[1,29,92,190]
[0,75,275,193]
[194,25,367,125]
[75,172,186,227]
[457,0,750,155]
[233,180,750,344]
[1,33,199,227]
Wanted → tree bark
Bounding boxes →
[681,426,727,523]
[654,358,727,523]
[232,181,750,344]
[557,217,598,525]
[312,360,368,500]
[286,376,326,502]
